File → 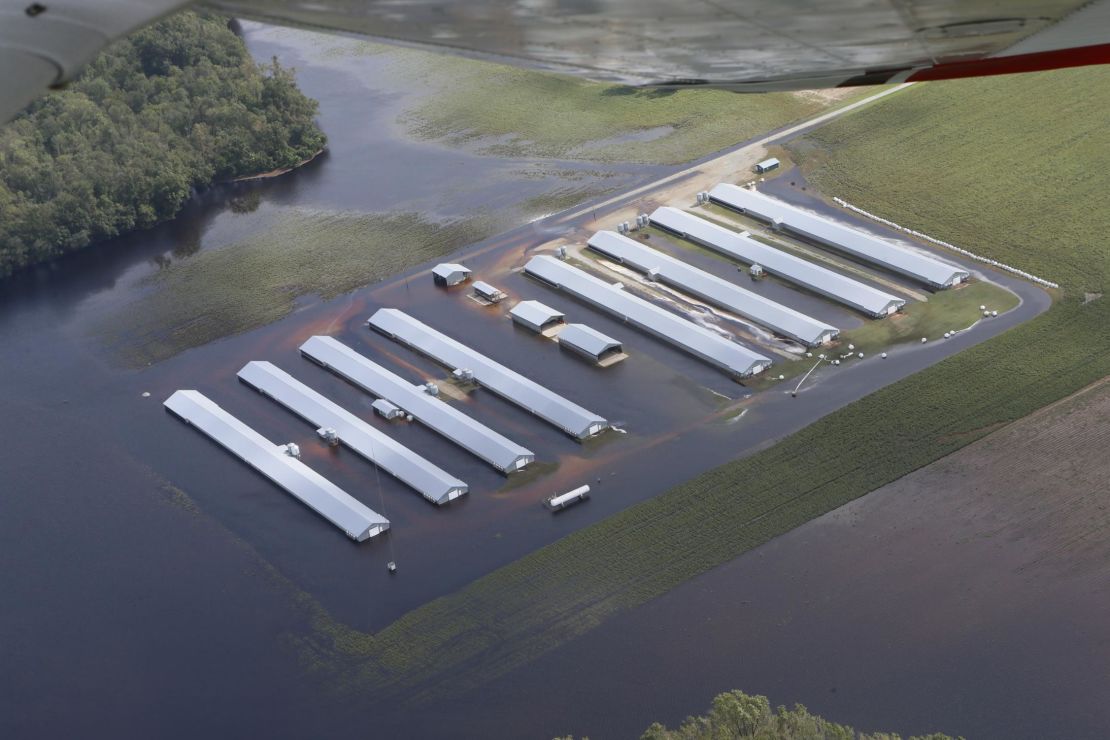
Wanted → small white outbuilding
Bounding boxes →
[432,263,471,287]
[558,323,625,366]
[472,280,507,303]
[510,299,566,335]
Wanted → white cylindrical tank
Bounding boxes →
[547,484,591,509]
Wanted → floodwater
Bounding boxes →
[420,382,1110,740]
[0,21,1078,740]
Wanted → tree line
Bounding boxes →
[637,690,958,739]
[0,11,326,276]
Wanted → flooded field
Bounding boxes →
[0,22,1079,740]
[429,378,1110,740]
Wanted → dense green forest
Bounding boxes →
[0,11,325,276]
[637,690,956,740]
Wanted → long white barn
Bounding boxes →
[300,335,535,473]
[164,390,390,541]
[709,184,969,289]
[587,230,838,347]
[237,361,468,505]
[524,255,772,379]
[369,309,609,440]
[649,206,905,318]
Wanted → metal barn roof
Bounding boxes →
[236,362,467,505]
[510,299,565,330]
[368,309,608,439]
[709,184,969,288]
[472,280,505,301]
[558,323,622,359]
[164,390,389,541]
[649,207,905,318]
[587,230,838,347]
[300,336,535,473]
[524,256,772,378]
[372,398,403,419]
[433,263,470,277]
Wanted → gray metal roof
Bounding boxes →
[237,361,467,505]
[709,184,969,288]
[524,256,773,378]
[300,336,535,473]
[558,324,622,358]
[587,230,838,347]
[164,390,389,541]
[368,309,608,439]
[510,299,565,329]
[372,398,402,418]
[472,280,504,299]
[433,262,470,279]
[649,206,905,318]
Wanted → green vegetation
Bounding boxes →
[0,11,325,276]
[640,690,956,740]
[288,67,1110,706]
[839,281,1018,353]
[98,209,493,365]
[402,63,866,164]
[790,68,1110,294]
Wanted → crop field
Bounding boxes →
[285,67,1110,704]
[789,66,1110,295]
[866,375,1110,590]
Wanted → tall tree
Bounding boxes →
[0,11,326,276]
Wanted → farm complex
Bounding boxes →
[166,170,1022,544]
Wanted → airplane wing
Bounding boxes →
[201,0,1110,89]
[0,1,192,122]
[3,0,1110,123]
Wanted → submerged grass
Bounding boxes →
[99,209,497,365]
[287,67,1110,704]
[401,61,867,164]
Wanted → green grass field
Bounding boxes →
[840,280,1019,352]
[286,67,1110,704]
[791,68,1110,294]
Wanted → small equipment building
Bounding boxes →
[754,158,780,174]
[472,280,507,303]
[558,324,625,366]
[432,263,471,287]
[510,300,566,335]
